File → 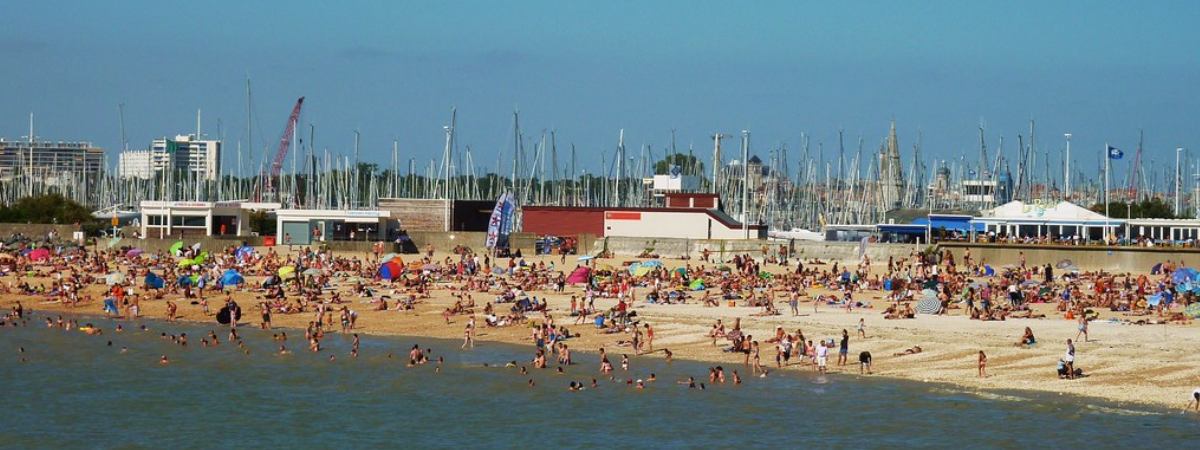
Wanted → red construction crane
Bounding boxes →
[265,96,304,195]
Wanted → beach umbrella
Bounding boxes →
[1184,303,1200,318]
[144,273,165,289]
[381,253,399,262]
[104,272,125,285]
[193,251,209,264]
[915,297,941,315]
[627,262,642,274]
[221,269,245,286]
[303,268,322,276]
[566,266,591,284]
[578,255,594,262]
[169,241,184,255]
[126,248,143,257]
[642,260,664,268]
[28,248,50,261]
[235,246,254,260]
[1171,268,1199,284]
[177,258,195,268]
[920,289,938,301]
[379,261,403,280]
[674,267,687,276]
[191,242,202,252]
[278,266,296,278]
[632,265,653,278]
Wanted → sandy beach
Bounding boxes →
[7,249,1200,411]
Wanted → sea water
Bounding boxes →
[0,314,1194,449]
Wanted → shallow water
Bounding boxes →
[0,314,1195,448]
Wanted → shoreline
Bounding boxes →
[18,289,1193,413]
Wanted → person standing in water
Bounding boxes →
[462,316,475,350]
[838,330,850,366]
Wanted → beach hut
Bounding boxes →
[566,266,591,284]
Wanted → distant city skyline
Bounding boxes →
[3,0,1198,181]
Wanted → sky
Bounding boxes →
[3,0,1199,183]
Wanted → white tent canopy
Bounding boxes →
[972,200,1119,241]
[978,200,1112,222]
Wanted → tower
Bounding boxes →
[879,121,906,210]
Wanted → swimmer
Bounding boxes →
[648,373,656,382]
[1189,388,1200,413]
[528,379,535,387]
[733,370,742,385]
[120,347,128,353]
[159,355,169,365]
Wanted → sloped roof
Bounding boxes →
[979,201,1110,222]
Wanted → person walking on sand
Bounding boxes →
[789,292,799,316]
[857,318,866,339]
[1075,316,1089,342]
[977,351,987,378]
[1188,388,1200,413]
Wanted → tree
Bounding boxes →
[653,153,704,176]
[0,194,94,224]
[1089,198,1181,219]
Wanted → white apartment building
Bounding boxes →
[118,134,220,180]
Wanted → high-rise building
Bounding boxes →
[0,139,104,183]
[118,134,220,180]
[878,121,905,210]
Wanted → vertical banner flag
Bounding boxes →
[485,192,511,249]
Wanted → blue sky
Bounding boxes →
[3,0,1198,181]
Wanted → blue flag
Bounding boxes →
[1107,145,1124,160]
